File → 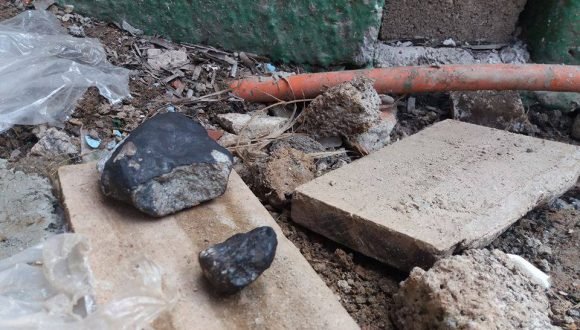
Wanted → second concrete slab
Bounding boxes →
[292,120,580,271]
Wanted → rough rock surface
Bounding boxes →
[301,77,381,138]
[100,112,233,217]
[199,226,278,294]
[0,159,63,259]
[451,90,533,133]
[394,249,557,330]
[216,113,287,140]
[30,128,79,158]
[248,146,316,209]
[300,77,393,153]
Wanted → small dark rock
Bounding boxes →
[199,226,278,294]
[100,112,233,217]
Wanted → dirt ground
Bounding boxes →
[0,2,579,329]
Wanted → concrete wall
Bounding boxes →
[57,0,384,66]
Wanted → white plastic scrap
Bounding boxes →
[0,10,130,132]
[507,254,551,290]
[0,234,175,329]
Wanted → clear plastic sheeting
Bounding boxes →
[0,10,130,132]
[0,234,175,329]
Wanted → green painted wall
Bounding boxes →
[521,0,580,65]
[58,0,384,66]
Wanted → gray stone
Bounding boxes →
[394,249,557,330]
[451,90,532,133]
[199,226,277,294]
[349,115,396,154]
[216,113,288,140]
[146,48,189,71]
[100,112,233,217]
[572,113,580,140]
[30,128,79,158]
[0,159,64,259]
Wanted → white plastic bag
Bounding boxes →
[0,10,130,132]
[0,234,174,329]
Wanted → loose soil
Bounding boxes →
[0,2,578,329]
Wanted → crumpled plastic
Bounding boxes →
[0,10,130,132]
[0,234,175,329]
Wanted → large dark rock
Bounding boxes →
[199,226,278,294]
[100,112,233,217]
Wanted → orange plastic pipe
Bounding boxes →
[230,64,580,102]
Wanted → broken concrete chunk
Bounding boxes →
[300,77,394,153]
[248,146,316,209]
[100,112,233,217]
[451,90,532,132]
[292,120,580,271]
[216,113,287,140]
[30,128,79,158]
[0,159,63,259]
[199,226,277,294]
[147,48,189,70]
[301,77,381,138]
[394,249,557,330]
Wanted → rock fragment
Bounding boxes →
[30,128,79,158]
[100,112,233,217]
[199,226,278,294]
[147,48,189,71]
[216,113,288,140]
[451,90,532,132]
[300,77,395,153]
[394,249,557,330]
[247,146,316,209]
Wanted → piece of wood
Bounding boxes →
[292,120,580,271]
[59,163,358,330]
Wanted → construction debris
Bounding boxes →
[451,90,533,132]
[394,249,556,330]
[199,226,278,294]
[246,146,316,208]
[300,77,394,154]
[146,48,189,71]
[29,127,79,158]
[0,159,64,259]
[59,163,359,329]
[216,113,288,140]
[292,120,580,271]
[100,112,233,217]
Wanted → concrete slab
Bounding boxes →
[58,163,358,330]
[292,120,580,271]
